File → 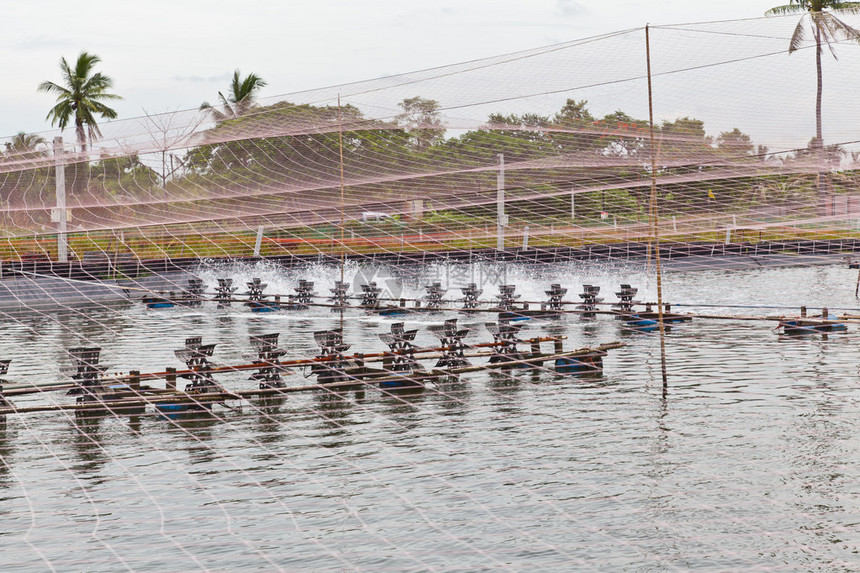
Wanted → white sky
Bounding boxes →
[0,0,828,147]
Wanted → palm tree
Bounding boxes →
[5,132,47,156]
[38,51,122,152]
[200,70,267,121]
[766,2,860,151]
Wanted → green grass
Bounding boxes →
[3,223,860,262]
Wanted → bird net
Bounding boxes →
[3,13,860,572]
[1,15,858,266]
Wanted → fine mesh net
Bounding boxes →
[3,14,860,571]
[2,15,859,259]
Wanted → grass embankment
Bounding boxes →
[1,222,858,262]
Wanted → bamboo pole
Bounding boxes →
[646,24,669,387]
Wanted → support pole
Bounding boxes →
[129,370,140,391]
[646,25,668,388]
[522,226,529,250]
[854,265,860,297]
[53,137,68,263]
[571,186,575,219]
[497,153,505,251]
[253,225,264,257]
[338,94,346,330]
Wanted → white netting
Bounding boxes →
[3,15,860,571]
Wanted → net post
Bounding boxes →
[53,137,68,263]
[254,226,264,257]
[646,24,669,388]
[166,367,176,391]
[497,153,505,251]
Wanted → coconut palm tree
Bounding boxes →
[200,70,267,121]
[766,1,860,151]
[38,51,122,152]
[5,132,47,156]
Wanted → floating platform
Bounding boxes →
[76,383,147,415]
[247,301,279,313]
[154,401,214,413]
[621,316,663,332]
[0,317,624,421]
[497,309,560,322]
[778,318,847,335]
[631,311,692,323]
[554,351,604,373]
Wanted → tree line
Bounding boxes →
[1,0,859,231]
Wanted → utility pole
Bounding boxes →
[53,137,68,263]
[496,153,506,251]
[571,186,575,219]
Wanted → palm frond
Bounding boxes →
[809,12,839,57]
[766,4,806,15]
[202,70,266,122]
[200,100,228,122]
[789,17,809,51]
[822,12,860,40]
[58,56,73,88]
[37,80,71,98]
[830,2,860,14]
[73,52,100,81]
[86,100,119,119]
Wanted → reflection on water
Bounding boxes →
[70,414,107,475]
[0,422,14,480]
[378,386,426,419]
[251,396,286,446]
[2,261,860,570]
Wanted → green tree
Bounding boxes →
[791,136,846,165]
[595,110,649,158]
[554,99,594,123]
[200,70,268,121]
[658,117,714,166]
[38,51,121,152]
[0,133,51,210]
[766,1,860,151]
[483,112,554,160]
[716,128,755,157]
[551,99,598,153]
[396,96,445,150]
[4,132,47,159]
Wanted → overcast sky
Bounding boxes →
[0,0,830,147]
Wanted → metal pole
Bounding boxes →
[254,225,264,257]
[571,186,575,219]
[646,25,668,388]
[338,95,346,330]
[53,137,68,263]
[497,153,505,251]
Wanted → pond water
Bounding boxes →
[2,260,860,571]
